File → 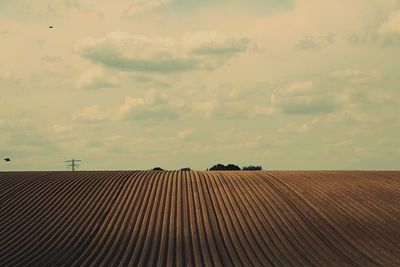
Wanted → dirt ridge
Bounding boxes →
[0,171,399,267]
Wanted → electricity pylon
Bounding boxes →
[65,159,81,171]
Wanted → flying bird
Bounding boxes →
[4,158,11,162]
[49,26,53,29]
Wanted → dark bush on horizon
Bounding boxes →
[209,164,241,171]
[180,167,191,171]
[152,167,164,171]
[242,165,263,171]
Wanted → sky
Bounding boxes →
[1,0,400,171]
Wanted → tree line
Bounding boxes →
[151,164,262,171]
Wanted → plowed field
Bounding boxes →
[0,171,399,266]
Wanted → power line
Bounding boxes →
[65,159,81,171]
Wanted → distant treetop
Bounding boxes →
[152,167,164,171]
[242,165,263,171]
[209,164,241,171]
[208,164,263,171]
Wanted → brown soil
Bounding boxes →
[0,171,399,266]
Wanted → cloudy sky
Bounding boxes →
[1,0,399,171]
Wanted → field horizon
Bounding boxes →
[2,169,400,172]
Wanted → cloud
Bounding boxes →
[349,7,400,46]
[192,93,255,120]
[281,80,315,95]
[49,124,73,134]
[272,80,338,115]
[114,90,179,121]
[0,65,15,81]
[167,0,293,13]
[177,128,194,139]
[205,103,252,120]
[76,31,253,74]
[0,31,13,38]
[73,105,107,123]
[373,8,400,45]
[0,0,94,19]
[0,119,58,160]
[101,135,130,153]
[280,97,337,115]
[329,69,379,84]
[41,56,63,63]
[348,31,400,47]
[187,82,275,119]
[296,118,321,133]
[378,8,400,36]
[76,66,119,90]
[184,31,251,57]
[123,0,171,17]
[295,33,336,50]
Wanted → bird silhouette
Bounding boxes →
[49,26,53,29]
[4,158,11,162]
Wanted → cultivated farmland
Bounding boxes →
[0,171,399,266]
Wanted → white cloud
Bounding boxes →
[252,106,275,116]
[295,33,336,50]
[355,147,370,155]
[329,69,379,84]
[0,66,15,81]
[49,124,73,134]
[73,105,107,123]
[193,95,256,120]
[105,135,123,142]
[182,31,252,56]
[101,135,126,152]
[76,31,253,74]
[330,69,364,79]
[348,5,400,46]
[296,118,321,133]
[378,8,400,36]
[114,90,179,121]
[115,97,145,119]
[271,80,337,115]
[0,31,13,38]
[76,66,119,89]
[177,128,194,139]
[41,56,63,63]
[0,0,98,19]
[282,80,315,95]
[123,0,171,17]
[193,100,217,118]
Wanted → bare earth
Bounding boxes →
[0,171,399,266]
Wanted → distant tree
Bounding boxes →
[242,165,263,171]
[152,167,164,171]
[209,164,241,171]
[209,164,225,171]
[180,167,191,171]
[226,164,241,170]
